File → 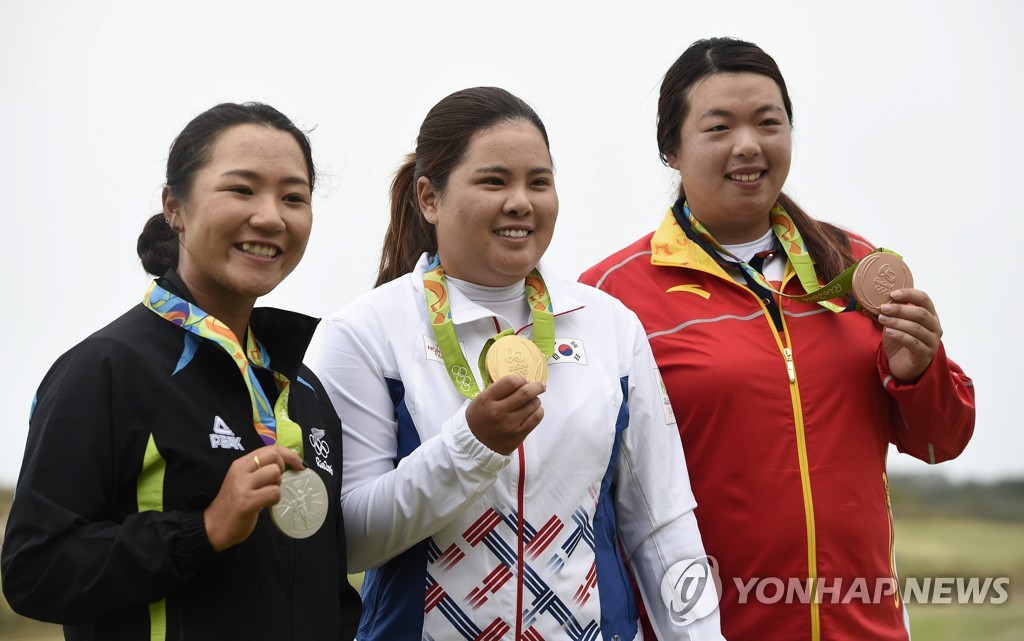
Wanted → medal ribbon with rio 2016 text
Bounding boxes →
[143,281,303,456]
[422,254,554,400]
[678,201,903,313]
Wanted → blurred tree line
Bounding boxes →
[890,473,1024,522]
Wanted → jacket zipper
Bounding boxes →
[882,473,901,608]
[672,261,824,639]
[515,443,526,640]
[776,316,820,641]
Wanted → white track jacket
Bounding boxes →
[306,255,724,641]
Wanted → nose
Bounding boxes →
[503,184,533,217]
[733,126,761,158]
[249,194,287,231]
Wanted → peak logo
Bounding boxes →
[661,555,721,626]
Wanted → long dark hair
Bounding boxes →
[137,102,315,276]
[375,87,550,286]
[658,37,855,283]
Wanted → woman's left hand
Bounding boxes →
[877,288,943,383]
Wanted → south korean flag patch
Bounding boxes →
[547,338,588,366]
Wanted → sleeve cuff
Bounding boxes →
[448,404,513,475]
[176,511,216,567]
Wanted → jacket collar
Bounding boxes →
[157,270,318,376]
[412,254,585,327]
[649,207,734,281]
[649,207,797,284]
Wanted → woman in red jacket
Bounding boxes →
[581,37,975,641]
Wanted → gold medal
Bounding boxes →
[271,468,329,539]
[485,335,548,383]
[851,253,914,316]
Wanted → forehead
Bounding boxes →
[686,72,785,117]
[205,123,307,171]
[460,121,552,167]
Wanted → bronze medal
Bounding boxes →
[851,253,914,316]
[485,335,548,384]
[271,468,329,539]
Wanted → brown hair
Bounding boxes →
[375,87,550,286]
[658,37,856,283]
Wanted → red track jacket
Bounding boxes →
[580,209,975,641]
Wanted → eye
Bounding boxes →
[283,193,309,204]
[531,177,552,188]
[479,176,505,186]
[228,185,253,195]
[760,118,784,127]
[705,124,729,133]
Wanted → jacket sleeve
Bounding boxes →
[613,314,726,641]
[0,342,214,624]
[846,233,977,464]
[879,341,976,463]
[305,316,512,572]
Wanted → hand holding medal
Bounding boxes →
[203,444,309,551]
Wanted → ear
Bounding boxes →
[665,152,681,172]
[161,186,184,233]
[417,176,440,225]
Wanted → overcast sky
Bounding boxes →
[2,0,1020,487]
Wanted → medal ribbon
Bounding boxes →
[679,202,902,313]
[423,255,554,399]
[143,281,303,456]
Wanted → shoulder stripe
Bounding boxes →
[592,251,652,289]
[647,311,763,340]
[782,309,833,319]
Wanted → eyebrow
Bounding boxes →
[473,166,553,176]
[220,169,310,188]
[698,104,785,120]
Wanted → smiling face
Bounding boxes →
[667,72,792,244]
[163,123,312,327]
[418,121,558,286]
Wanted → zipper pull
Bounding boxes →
[783,347,796,383]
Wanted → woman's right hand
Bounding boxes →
[203,445,304,552]
[465,375,546,455]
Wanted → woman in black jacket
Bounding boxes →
[1,102,361,640]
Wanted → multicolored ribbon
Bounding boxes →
[423,255,554,399]
[143,281,303,455]
[681,202,902,313]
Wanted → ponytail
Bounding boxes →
[137,213,179,276]
[375,154,438,286]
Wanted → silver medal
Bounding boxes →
[271,468,329,539]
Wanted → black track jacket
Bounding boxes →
[2,272,360,640]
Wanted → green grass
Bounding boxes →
[895,518,1024,640]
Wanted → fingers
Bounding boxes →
[249,445,305,476]
[204,445,303,552]
[878,288,943,345]
[466,377,547,455]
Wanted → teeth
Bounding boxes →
[240,242,279,257]
[729,172,762,182]
[496,229,529,238]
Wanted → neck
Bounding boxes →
[175,271,254,343]
[702,219,772,245]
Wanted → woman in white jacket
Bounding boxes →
[306,87,724,641]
